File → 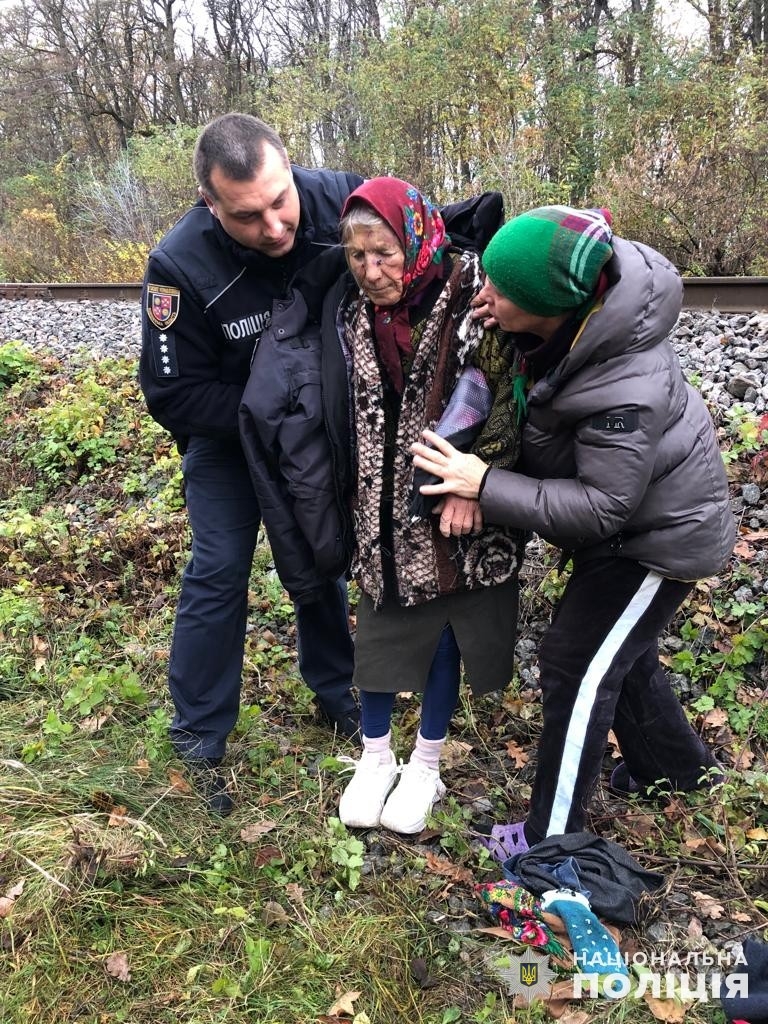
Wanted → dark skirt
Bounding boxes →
[353,576,519,696]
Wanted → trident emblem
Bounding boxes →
[520,962,539,987]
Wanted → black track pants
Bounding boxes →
[526,556,719,840]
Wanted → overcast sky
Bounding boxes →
[0,0,708,44]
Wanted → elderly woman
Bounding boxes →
[412,205,735,857]
[333,177,524,834]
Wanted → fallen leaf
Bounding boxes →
[0,879,24,918]
[559,1013,591,1024]
[733,539,754,559]
[502,694,538,719]
[740,527,768,542]
[285,882,305,907]
[460,779,488,800]
[513,978,575,1018]
[736,686,764,706]
[733,748,756,770]
[327,989,361,1016]
[663,797,689,822]
[441,739,473,768]
[730,911,752,922]
[692,891,724,920]
[745,827,768,841]
[643,995,687,1022]
[252,845,282,867]
[107,805,130,827]
[683,836,709,851]
[687,915,703,938]
[505,740,529,768]
[622,811,658,838]
[417,826,442,843]
[5,880,24,900]
[261,900,289,927]
[424,851,473,884]
[701,708,728,729]
[105,951,131,982]
[80,710,112,733]
[606,730,621,757]
[703,836,728,857]
[605,922,622,945]
[240,820,278,843]
[750,453,768,486]
[90,790,116,812]
[167,769,193,793]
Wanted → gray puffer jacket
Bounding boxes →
[480,237,736,581]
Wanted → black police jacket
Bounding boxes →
[239,250,355,604]
[139,164,363,452]
[239,192,506,605]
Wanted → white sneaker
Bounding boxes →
[379,761,446,834]
[338,750,399,828]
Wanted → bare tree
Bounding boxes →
[136,0,190,122]
[203,0,271,108]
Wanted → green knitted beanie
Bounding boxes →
[482,206,614,316]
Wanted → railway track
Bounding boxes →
[0,282,143,302]
[1,277,768,312]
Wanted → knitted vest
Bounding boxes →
[345,250,520,608]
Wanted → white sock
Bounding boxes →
[410,731,445,772]
[362,731,394,765]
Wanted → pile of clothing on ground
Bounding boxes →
[474,831,768,1022]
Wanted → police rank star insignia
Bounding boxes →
[150,329,179,377]
[146,283,180,329]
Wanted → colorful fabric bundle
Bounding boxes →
[475,880,567,959]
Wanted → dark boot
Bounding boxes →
[314,698,362,745]
[184,757,234,816]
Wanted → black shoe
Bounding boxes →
[314,699,362,745]
[184,757,234,816]
[609,761,641,797]
[608,761,723,800]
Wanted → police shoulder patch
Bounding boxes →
[150,329,179,378]
[147,283,180,329]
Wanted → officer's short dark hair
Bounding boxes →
[194,114,287,197]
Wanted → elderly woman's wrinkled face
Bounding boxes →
[346,224,406,307]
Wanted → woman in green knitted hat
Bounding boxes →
[412,204,735,859]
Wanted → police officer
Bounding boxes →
[139,114,362,814]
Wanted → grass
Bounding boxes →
[0,343,766,1024]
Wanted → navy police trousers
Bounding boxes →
[168,437,355,760]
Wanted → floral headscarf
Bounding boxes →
[341,176,449,393]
